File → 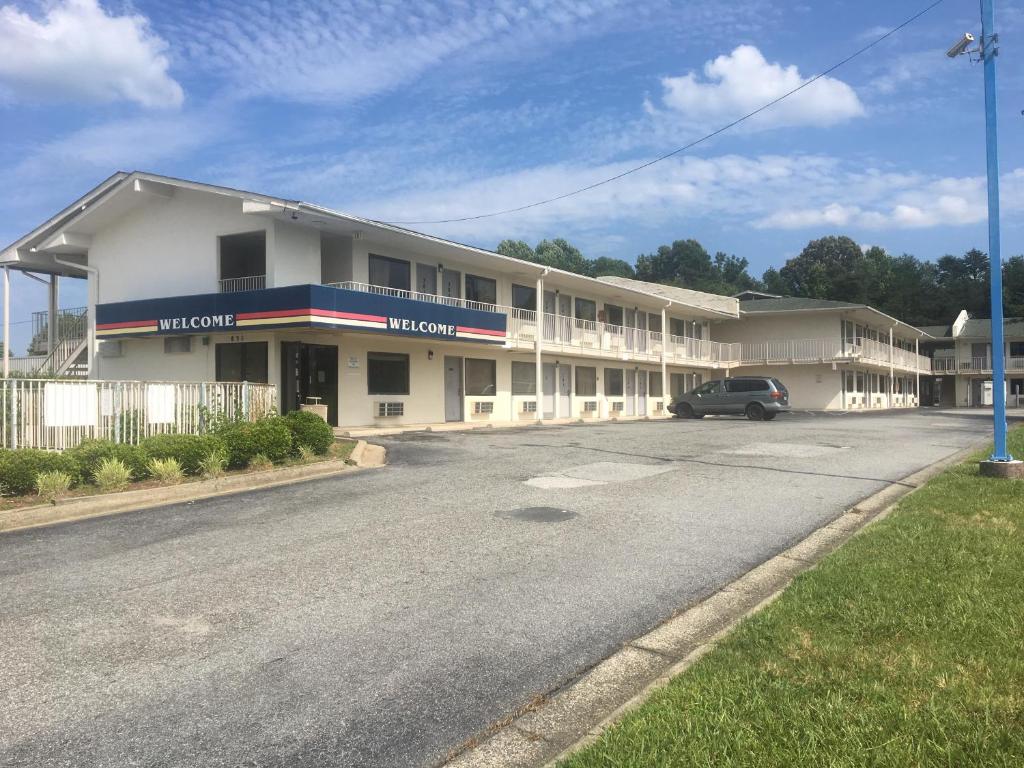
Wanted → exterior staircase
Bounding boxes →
[28,307,89,378]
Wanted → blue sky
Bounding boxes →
[2,0,1024,352]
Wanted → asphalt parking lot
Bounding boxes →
[0,409,1001,767]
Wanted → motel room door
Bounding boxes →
[445,356,464,422]
[624,369,636,416]
[280,342,339,426]
[541,363,556,419]
[442,269,461,300]
[638,371,648,414]
[557,363,571,417]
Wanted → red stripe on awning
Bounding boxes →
[456,326,506,337]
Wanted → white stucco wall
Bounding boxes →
[88,188,270,305]
[729,364,844,410]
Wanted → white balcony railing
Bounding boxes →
[326,280,507,314]
[219,274,266,293]
[326,281,737,367]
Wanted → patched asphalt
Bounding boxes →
[0,409,1000,767]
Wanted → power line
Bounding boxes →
[384,0,945,226]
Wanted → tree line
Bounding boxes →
[497,235,1024,327]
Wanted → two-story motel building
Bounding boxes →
[1,172,934,428]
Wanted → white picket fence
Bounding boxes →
[1,379,277,451]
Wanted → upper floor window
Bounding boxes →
[604,304,624,327]
[219,231,266,291]
[369,254,411,292]
[465,274,497,306]
[575,298,597,322]
[512,284,536,310]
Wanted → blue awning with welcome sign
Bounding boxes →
[95,284,507,344]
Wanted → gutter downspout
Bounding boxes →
[55,257,98,377]
[535,268,549,421]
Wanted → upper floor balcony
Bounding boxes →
[739,336,931,373]
[931,355,1024,374]
[329,280,740,368]
[219,274,267,293]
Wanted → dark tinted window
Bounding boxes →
[726,379,769,393]
[693,381,721,395]
[368,254,411,291]
[604,367,623,396]
[216,342,268,383]
[576,366,597,396]
[575,298,597,321]
[367,352,409,395]
[465,274,497,305]
[512,284,536,310]
[465,358,496,395]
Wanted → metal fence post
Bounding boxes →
[242,380,250,420]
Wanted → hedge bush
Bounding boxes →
[216,417,292,468]
[283,410,334,455]
[139,433,225,476]
[66,439,149,483]
[0,449,78,496]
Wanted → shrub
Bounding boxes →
[199,449,227,480]
[66,439,148,483]
[248,453,274,472]
[216,417,292,468]
[283,410,334,455]
[93,457,132,492]
[148,457,184,485]
[140,433,225,476]
[36,470,73,501]
[0,449,78,496]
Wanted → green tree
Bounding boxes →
[589,257,635,278]
[496,239,538,264]
[936,248,989,318]
[534,238,590,274]
[777,236,867,300]
[760,267,788,296]
[635,239,716,289]
[1004,255,1024,318]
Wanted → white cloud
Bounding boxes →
[0,0,183,108]
[656,45,864,130]
[165,0,625,104]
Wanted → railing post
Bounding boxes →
[915,338,920,408]
[242,380,250,420]
[888,327,895,408]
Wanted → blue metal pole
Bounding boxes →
[981,0,1012,461]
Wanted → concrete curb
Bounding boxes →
[439,441,986,768]
[0,439,385,534]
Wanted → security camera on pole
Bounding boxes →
[949,0,1023,477]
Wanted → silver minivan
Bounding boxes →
[669,377,790,421]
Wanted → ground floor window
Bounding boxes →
[605,367,623,397]
[368,352,409,395]
[576,366,597,396]
[216,341,268,383]
[512,361,536,395]
[649,372,663,397]
[465,358,496,395]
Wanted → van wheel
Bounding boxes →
[679,403,698,419]
[763,412,777,421]
[745,403,765,421]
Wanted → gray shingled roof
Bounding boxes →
[917,324,953,338]
[959,318,1024,338]
[738,297,863,312]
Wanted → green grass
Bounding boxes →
[561,429,1024,768]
